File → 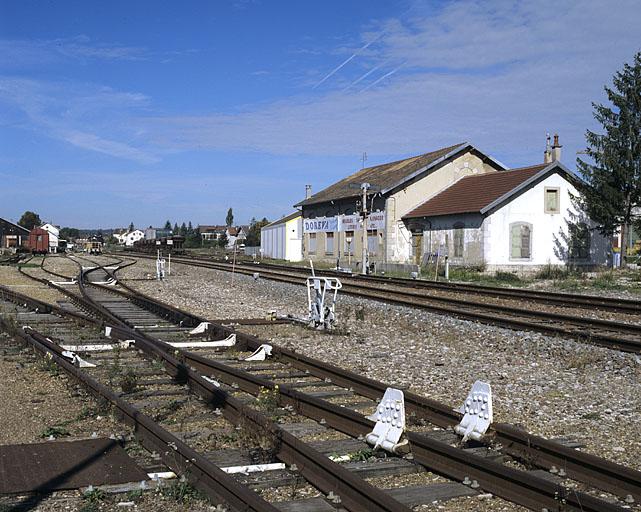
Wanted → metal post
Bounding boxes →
[361,183,368,275]
[444,256,449,280]
[168,253,171,276]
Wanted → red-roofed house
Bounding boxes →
[402,155,609,270]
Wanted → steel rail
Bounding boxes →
[124,254,641,352]
[99,279,641,503]
[8,325,280,512]
[78,266,415,512]
[124,251,641,313]
[96,297,626,512]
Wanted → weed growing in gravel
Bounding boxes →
[348,448,374,461]
[566,351,601,369]
[255,386,280,417]
[80,487,107,511]
[119,369,139,394]
[36,353,60,376]
[355,307,365,321]
[126,489,144,501]
[162,480,203,504]
[40,425,70,438]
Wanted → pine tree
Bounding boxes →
[180,222,187,236]
[187,221,193,234]
[226,208,234,227]
[129,222,134,232]
[576,52,641,267]
[173,222,179,234]
[164,220,171,230]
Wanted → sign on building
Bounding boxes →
[303,212,386,233]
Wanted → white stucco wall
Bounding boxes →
[483,173,609,267]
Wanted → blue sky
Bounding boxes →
[1,0,640,229]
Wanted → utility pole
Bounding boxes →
[361,183,369,275]
[349,181,380,275]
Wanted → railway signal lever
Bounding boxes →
[306,276,342,330]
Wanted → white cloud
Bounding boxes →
[133,0,641,165]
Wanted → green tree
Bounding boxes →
[187,221,194,234]
[180,222,187,235]
[218,232,229,248]
[226,208,234,227]
[173,222,179,234]
[18,211,42,230]
[60,227,80,240]
[129,222,135,232]
[164,220,172,230]
[245,217,269,246]
[576,52,641,267]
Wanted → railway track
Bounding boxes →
[123,252,641,353]
[2,255,640,510]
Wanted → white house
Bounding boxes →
[123,229,145,247]
[261,212,303,261]
[40,223,60,253]
[402,161,610,271]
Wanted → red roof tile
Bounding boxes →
[403,164,550,219]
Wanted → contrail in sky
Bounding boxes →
[343,61,387,91]
[360,62,405,92]
[313,36,381,89]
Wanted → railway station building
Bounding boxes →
[295,137,609,272]
[295,142,506,271]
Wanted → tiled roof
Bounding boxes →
[403,163,551,219]
[295,143,477,207]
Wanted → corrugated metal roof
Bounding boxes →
[295,143,473,207]
[403,163,551,219]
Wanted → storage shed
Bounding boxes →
[0,218,29,250]
[260,211,303,262]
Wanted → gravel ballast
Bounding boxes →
[120,258,641,475]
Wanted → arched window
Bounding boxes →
[510,223,532,259]
[453,222,464,258]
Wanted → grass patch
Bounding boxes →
[40,425,70,439]
[162,481,204,504]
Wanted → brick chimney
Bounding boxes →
[551,133,562,162]
[543,133,552,164]
[305,184,312,199]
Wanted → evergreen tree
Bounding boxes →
[180,222,187,235]
[129,222,134,232]
[173,222,179,234]
[226,208,234,227]
[18,211,42,230]
[576,52,641,267]
[187,221,193,234]
[164,220,171,230]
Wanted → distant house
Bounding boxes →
[199,225,227,242]
[226,226,248,248]
[41,223,61,253]
[0,218,29,250]
[123,229,145,247]
[261,212,302,261]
